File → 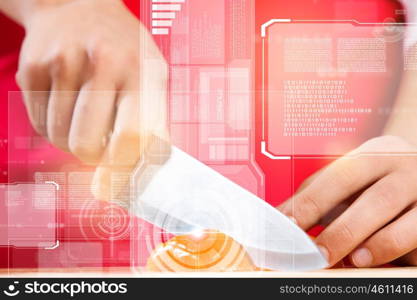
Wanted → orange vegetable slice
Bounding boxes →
[146,230,257,272]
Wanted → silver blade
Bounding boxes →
[132,140,328,271]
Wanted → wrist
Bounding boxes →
[12,0,74,27]
[21,0,125,29]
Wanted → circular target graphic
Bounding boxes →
[146,230,257,272]
[135,187,255,272]
[80,201,131,241]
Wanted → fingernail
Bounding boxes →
[317,245,330,263]
[352,248,373,267]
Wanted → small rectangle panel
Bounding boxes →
[262,21,405,157]
[152,28,170,35]
[152,0,185,2]
[169,0,225,65]
[0,183,57,248]
[152,20,173,27]
[152,12,176,19]
[152,4,181,11]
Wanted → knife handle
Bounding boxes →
[142,135,172,165]
[131,135,172,197]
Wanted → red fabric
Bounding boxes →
[0,0,404,269]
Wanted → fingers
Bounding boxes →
[295,169,322,195]
[92,56,168,202]
[47,50,85,150]
[68,78,117,164]
[16,59,51,136]
[316,172,416,266]
[279,155,392,230]
[350,207,417,267]
[91,90,142,201]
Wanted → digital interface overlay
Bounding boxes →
[2,0,417,272]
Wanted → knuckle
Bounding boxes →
[294,192,322,227]
[369,181,402,211]
[49,53,71,79]
[90,43,114,66]
[23,60,44,74]
[337,220,355,242]
[332,162,359,190]
[374,191,397,212]
[318,220,355,263]
[50,52,66,67]
[18,60,44,81]
[325,220,355,248]
[386,228,407,255]
[303,192,322,217]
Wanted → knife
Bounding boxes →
[131,137,328,271]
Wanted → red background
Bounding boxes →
[0,0,403,269]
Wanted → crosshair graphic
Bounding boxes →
[79,201,131,241]
[146,229,256,272]
[134,187,254,272]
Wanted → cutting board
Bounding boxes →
[1,267,416,278]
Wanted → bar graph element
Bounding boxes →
[151,0,186,35]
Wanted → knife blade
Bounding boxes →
[131,138,328,271]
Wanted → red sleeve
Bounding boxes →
[123,0,140,18]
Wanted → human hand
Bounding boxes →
[16,0,168,201]
[278,136,417,267]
